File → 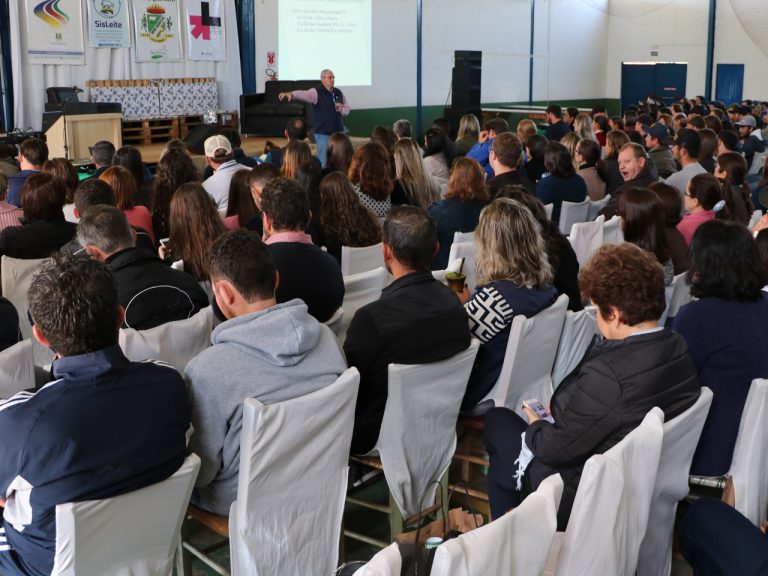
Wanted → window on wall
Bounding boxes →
[234,0,256,95]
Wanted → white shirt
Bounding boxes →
[202,159,249,210]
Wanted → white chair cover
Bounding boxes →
[351,543,402,576]
[545,408,664,576]
[372,341,480,519]
[637,388,713,576]
[748,150,768,176]
[324,307,344,338]
[728,378,768,526]
[568,216,605,267]
[0,339,35,398]
[453,231,475,244]
[341,243,384,276]
[544,204,554,220]
[431,474,564,576]
[558,198,590,236]
[476,294,568,417]
[50,453,200,576]
[339,266,389,344]
[119,306,214,374]
[748,210,763,230]
[228,368,360,576]
[1,256,56,367]
[587,195,611,221]
[552,309,598,389]
[663,273,692,324]
[602,215,624,245]
[447,242,477,294]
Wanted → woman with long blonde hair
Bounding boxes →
[573,113,598,143]
[281,140,311,179]
[392,138,440,209]
[461,198,557,410]
[456,114,481,156]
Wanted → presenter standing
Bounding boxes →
[279,69,350,167]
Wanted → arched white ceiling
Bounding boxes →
[579,0,675,19]
[729,0,768,58]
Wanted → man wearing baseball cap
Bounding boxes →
[642,122,677,179]
[201,134,250,210]
[735,115,766,170]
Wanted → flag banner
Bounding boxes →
[87,0,130,48]
[133,0,182,62]
[27,0,85,64]
[186,0,225,61]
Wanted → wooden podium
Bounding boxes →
[45,113,122,161]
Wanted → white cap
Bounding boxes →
[204,134,232,158]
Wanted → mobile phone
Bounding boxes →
[159,237,170,247]
[522,399,548,419]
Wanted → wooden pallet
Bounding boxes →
[121,117,179,145]
[179,114,204,138]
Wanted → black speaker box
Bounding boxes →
[452,50,482,110]
[184,124,225,155]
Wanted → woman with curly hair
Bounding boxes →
[317,172,381,262]
[41,158,79,222]
[162,183,225,283]
[348,142,394,217]
[392,138,440,208]
[151,148,199,240]
[281,140,312,180]
[99,165,155,242]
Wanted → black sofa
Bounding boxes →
[240,79,318,136]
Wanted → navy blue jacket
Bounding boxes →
[428,198,485,270]
[6,170,40,208]
[535,173,587,225]
[0,345,189,576]
[314,85,345,135]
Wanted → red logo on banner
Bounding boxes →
[267,52,276,65]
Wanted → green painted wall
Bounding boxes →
[344,98,622,137]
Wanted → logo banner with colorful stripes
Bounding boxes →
[27,0,85,64]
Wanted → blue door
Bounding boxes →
[715,64,744,105]
[654,64,687,104]
[621,63,687,112]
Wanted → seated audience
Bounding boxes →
[324,132,354,177]
[244,163,280,235]
[735,115,766,170]
[78,206,208,330]
[296,161,324,244]
[0,173,23,232]
[467,117,510,179]
[162,183,226,283]
[186,229,345,515]
[455,114,481,156]
[597,130,630,197]
[348,142,394,218]
[370,125,397,159]
[573,113,597,144]
[715,151,754,226]
[462,199,558,410]
[428,157,489,270]
[487,132,534,198]
[7,138,47,207]
[344,206,470,454]
[666,128,707,195]
[0,143,19,179]
[112,145,152,209]
[619,187,674,284]
[484,243,699,528]
[99,166,155,242]
[317,172,381,263]
[223,170,257,229]
[649,182,689,274]
[41,158,78,223]
[673,220,768,476]
[717,129,740,157]
[422,128,455,186]
[151,148,200,240]
[260,177,344,322]
[202,135,250,210]
[593,115,608,147]
[677,173,725,245]
[523,134,548,184]
[280,140,312,180]
[536,141,588,223]
[0,173,76,259]
[0,253,189,576]
[0,296,19,353]
[641,122,677,179]
[87,140,116,180]
[392,119,413,140]
[392,138,440,208]
[560,132,582,172]
[600,143,655,219]
[545,104,571,142]
[575,139,606,201]
[496,186,582,311]
[264,118,319,169]
[698,128,718,173]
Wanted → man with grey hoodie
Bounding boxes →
[185,229,347,515]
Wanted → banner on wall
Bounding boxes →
[133,0,182,62]
[26,0,85,65]
[186,0,226,61]
[87,0,131,48]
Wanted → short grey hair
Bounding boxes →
[393,119,412,139]
[77,205,134,255]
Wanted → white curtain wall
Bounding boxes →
[10,0,243,131]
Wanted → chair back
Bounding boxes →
[373,341,480,518]
[587,195,611,221]
[51,453,200,576]
[324,307,344,338]
[229,368,360,575]
[119,306,214,374]
[453,231,475,244]
[748,209,763,229]
[0,339,35,398]
[568,216,604,267]
[637,388,713,576]
[602,215,624,244]
[728,378,768,525]
[476,294,568,416]
[550,408,664,576]
[341,242,384,276]
[662,273,692,326]
[447,241,477,294]
[558,198,590,236]
[552,309,598,389]
[748,150,768,176]
[350,543,402,576]
[339,267,389,343]
[544,203,554,220]
[431,474,563,576]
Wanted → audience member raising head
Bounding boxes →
[673,220,768,477]
[324,132,354,176]
[99,165,155,242]
[618,187,673,284]
[536,141,588,223]
[677,173,727,245]
[151,148,199,239]
[392,138,440,209]
[599,142,655,219]
[348,142,394,218]
[318,172,382,262]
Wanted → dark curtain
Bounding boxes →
[234,0,255,95]
[0,0,13,130]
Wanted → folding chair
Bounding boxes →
[544,204,554,220]
[748,209,763,230]
[568,216,604,267]
[51,453,200,576]
[349,543,401,576]
[182,368,360,575]
[602,215,624,245]
[543,408,665,576]
[431,474,563,576]
[552,309,598,389]
[338,266,389,344]
[587,194,611,221]
[324,306,345,338]
[452,231,475,244]
[0,339,35,398]
[345,341,481,547]
[637,388,713,576]
[662,272,692,327]
[447,241,477,294]
[558,198,590,236]
[341,243,384,276]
